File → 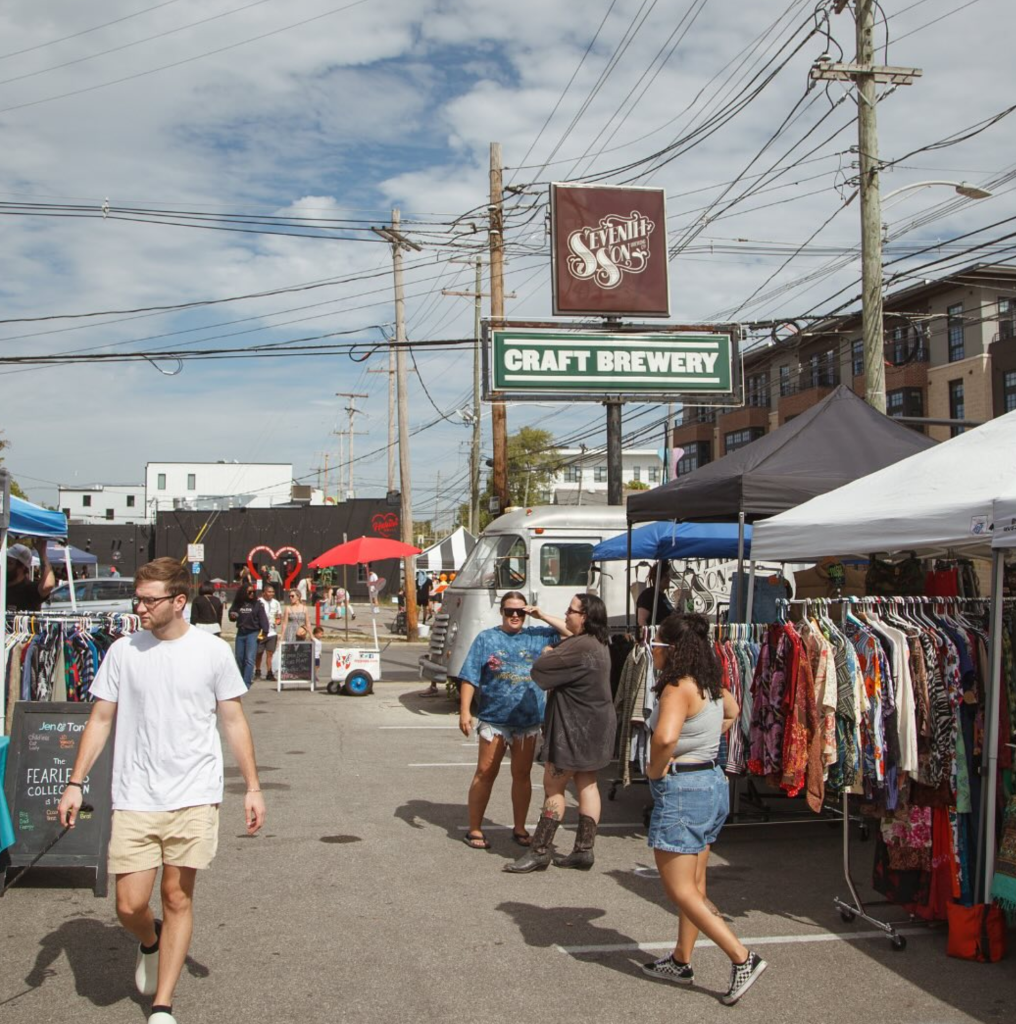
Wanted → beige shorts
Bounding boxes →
[108,804,220,874]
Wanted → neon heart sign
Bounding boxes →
[371,512,399,538]
[246,545,303,590]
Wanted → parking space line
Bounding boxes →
[557,927,927,955]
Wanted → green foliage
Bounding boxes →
[626,480,650,491]
[456,427,562,533]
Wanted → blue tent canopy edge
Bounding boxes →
[8,496,68,539]
[591,521,752,562]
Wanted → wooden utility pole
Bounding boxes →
[489,142,509,516]
[375,210,422,640]
[811,0,921,414]
[335,392,367,499]
[606,402,623,505]
[366,346,398,493]
[443,260,516,533]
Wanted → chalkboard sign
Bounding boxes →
[1,702,113,897]
[276,641,315,690]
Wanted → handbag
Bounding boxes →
[946,901,1008,962]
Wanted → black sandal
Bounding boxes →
[463,831,491,850]
[511,831,532,847]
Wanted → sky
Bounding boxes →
[1,0,1013,526]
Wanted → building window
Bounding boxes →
[105,509,114,521]
[724,427,765,454]
[1000,298,1015,342]
[187,473,196,490]
[886,387,924,430]
[1004,370,1016,413]
[82,495,92,507]
[632,465,641,482]
[851,339,864,377]
[648,465,660,483]
[808,349,838,388]
[747,371,769,407]
[948,379,965,437]
[157,473,166,490]
[563,465,580,483]
[594,466,606,483]
[126,495,135,507]
[677,442,711,476]
[778,365,791,396]
[948,304,964,362]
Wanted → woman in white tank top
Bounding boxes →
[641,613,768,1006]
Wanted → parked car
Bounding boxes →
[48,577,136,613]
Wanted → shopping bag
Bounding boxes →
[946,902,1007,962]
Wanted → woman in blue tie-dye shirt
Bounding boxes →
[458,591,561,850]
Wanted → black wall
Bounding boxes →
[152,500,402,598]
[67,523,155,577]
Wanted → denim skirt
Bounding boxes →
[647,765,728,854]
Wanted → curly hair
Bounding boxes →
[652,612,722,700]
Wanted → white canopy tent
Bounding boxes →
[750,409,1016,562]
[751,410,1016,903]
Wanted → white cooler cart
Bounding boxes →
[326,614,384,696]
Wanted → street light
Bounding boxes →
[883,180,993,203]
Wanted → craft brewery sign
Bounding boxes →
[485,326,734,402]
[551,183,669,317]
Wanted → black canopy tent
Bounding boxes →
[626,386,937,618]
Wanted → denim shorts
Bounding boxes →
[477,721,541,745]
[647,765,729,854]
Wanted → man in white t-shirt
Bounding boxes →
[254,584,282,682]
[57,558,266,1024]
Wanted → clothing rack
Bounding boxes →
[770,593,1012,950]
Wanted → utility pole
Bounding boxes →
[335,392,368,499]
[374,209,422,641]
[811,0,921,414]
[367,352,397,493]
[313,450,331,501]
[443,259,516,533]
[489,142,509,516]
[606,402,623,505]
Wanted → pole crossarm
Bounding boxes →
[810,61,922,85]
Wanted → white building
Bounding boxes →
[551,447,664,502]
[145,462,294,514]
[58,483,147,524]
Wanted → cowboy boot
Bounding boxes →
[503,812,560,873]
[554,814,597,870]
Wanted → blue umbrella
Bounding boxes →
[591,520,752,562]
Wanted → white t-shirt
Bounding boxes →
[260,597,282,637]
[89,625,248,812]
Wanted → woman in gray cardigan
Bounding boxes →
[504,593,615,873]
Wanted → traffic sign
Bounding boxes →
[187,543,205,562]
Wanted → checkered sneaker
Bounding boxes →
[640,954,694,985]
[721,951,767,1005]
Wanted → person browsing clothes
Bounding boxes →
[641,612,767,1005]
[457,591,561,850]
[5,539,56,611]
[504,593,616,873]
[636,560,675,628]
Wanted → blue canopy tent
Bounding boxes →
[2,492,69,733]
[9,496,68,538]
[591,521,753,562]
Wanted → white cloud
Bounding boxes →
[0,0,1012,521]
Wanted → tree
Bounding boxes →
[0,433,28,499]
[460,427,560,532]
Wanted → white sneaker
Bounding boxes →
[135,921,161,996]
[148,1013,177,1023]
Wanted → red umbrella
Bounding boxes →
[308,536,421,568]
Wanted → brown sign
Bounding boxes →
[550,183,669,317]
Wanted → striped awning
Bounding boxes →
[417,526,476,572]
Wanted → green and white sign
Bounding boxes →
[487,327,734,401]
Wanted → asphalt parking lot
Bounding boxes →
[2,644,1014,1024]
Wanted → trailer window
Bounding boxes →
[454,534,527,589]
[539,544,594,587]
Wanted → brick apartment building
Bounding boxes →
[672,263,1016,474]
